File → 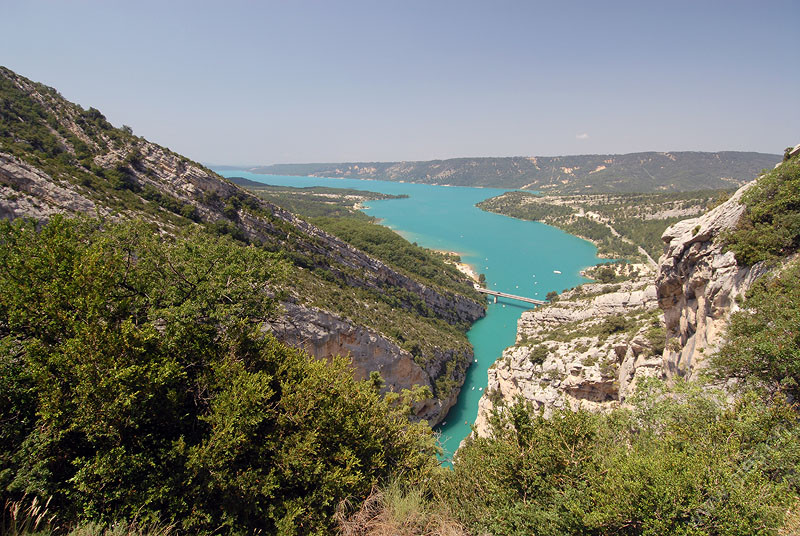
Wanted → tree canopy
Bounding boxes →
[0,217,436,534]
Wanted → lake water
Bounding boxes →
[217,171,602,460]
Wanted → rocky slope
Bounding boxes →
[0,66,484,425]
[474,170,781,435]
[267,302,472,422]
[474,266,662,436]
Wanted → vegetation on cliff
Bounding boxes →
[724,151,800,265]
[0,217,436,534]
[0,65,484,406]
[434,380,800,536]
[229,178,481,302]
[713,259,800,400]
[2,65,799,535]
[6,215,796,535]
[226,177,407,220]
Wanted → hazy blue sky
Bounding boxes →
[2,1,798,164]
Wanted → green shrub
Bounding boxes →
[529,346,550,365]
[725,156,800,265]
[600,314,629,337]
[433,380,800,536]
[712,261,800,399]
[645,324,666,355]
[0,217,436,534]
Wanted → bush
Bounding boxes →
[595,265,617,283]
[600,314,629,337]
[529,345,550,365]
[0,217,437,534]
[712,260,800,399]
[725,156,800,265]
[433,380,800,536]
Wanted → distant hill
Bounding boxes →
[252,151,781,193]
[226,174,274,187]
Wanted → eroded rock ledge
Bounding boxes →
[475,272,661,436]
[266,301,471,425]
[475,179,770,438]
[656,182,768,378]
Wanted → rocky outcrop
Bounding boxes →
[656,182,768,378]
[474,177,777,439]
[474,276,662,437]
[265,301,471,425]
[0,153,103,221]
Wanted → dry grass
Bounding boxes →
[337,482,468,536]
[2,496,56,535]
[779,500,800,536]
[66,520,176,536]
[2,496,175,536]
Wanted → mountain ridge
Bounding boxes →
[0,65,485,425]
[250,151,780,193]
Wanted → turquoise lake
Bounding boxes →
[217,170,602,460]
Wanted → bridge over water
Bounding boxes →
[475,287,546,305]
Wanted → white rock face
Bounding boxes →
[474,277,662,437]
[265,301,471,425]
[474,178,776,440]
[656,182,767,378]
[0,153,103,221]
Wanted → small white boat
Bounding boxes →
[474,359,478,362]
[553,270,562,274]
[479,387,483,391]
[471,386,475,390]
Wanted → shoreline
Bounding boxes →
[247,172,514,190]
[436,249,480,283]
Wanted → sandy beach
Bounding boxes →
[437,250,480,283]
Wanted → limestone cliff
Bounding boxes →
[267,302,472,424]
[0,153,103,221]
[474,176,775,437]
[474,270,661,436]
[656,182,768,378]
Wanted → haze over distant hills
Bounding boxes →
[249,151,781,193]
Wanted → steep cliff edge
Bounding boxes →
[473,190,757,434]
[474,150,799,436]
[474,268,662,436]
[656,182,768,378]
[267,302,472,422]
[0,66,484,425]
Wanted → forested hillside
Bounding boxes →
[250,151,779,193]
[478,189,730,263]
[0,66,485,426]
